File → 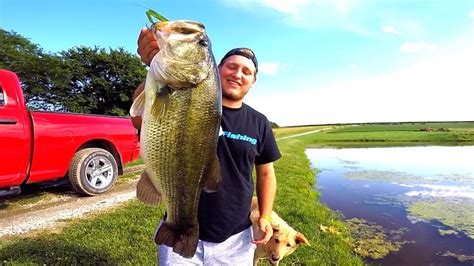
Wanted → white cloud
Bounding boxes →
[400,41,437,53]
[380,19,427,39]
[258,0,309,15]
[470,10,474,19]
[247,37,474,126]
[381,25,405,36]
[249,0,358,17]
[224,0,436,39]
[259,62,281,75]
[382,25,396,33]
[224,0,371,35]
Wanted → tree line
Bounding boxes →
[0,28,147,116]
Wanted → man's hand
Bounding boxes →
[252,217,273,245]
[137,28,160,66]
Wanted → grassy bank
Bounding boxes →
[0,201,163,264]
[269,132,363,265]
[308,122,474,147]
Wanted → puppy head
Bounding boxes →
[263,225,310,265]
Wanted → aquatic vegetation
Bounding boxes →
[438,229,458,236]
[339,160,359,165]
[408,199,474,239]
[344,170,423,183]
[343,165,361,170]
[363,193,406,208]
[435,173,474,185]
[440,251,474,263]
[345,218,411,259]
[344,170,474,187]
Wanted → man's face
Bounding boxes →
[219,55,257,102]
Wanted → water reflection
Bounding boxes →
[307,146,474,265]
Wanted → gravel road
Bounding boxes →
[0,165,144,238]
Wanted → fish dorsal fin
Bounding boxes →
[130,90,145,117]
[151,85,172,121]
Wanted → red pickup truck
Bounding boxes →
[0,69,140,197]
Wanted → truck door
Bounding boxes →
[0,73,31,187]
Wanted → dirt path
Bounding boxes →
[0,165,144,238]
[276,128,331,141]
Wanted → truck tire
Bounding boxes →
[68,148,118,196]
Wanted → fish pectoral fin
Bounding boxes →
[201,154,221,192]
[155,222,199,258]
[151,85,171,121]
[136,170,162,205]
[130,90,145,117]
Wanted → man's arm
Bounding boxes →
[252,162,277,245]
[132,28,160,130]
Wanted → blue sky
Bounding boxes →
[1,0,473,126]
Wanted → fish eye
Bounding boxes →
[198,39,208,47]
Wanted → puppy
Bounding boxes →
[250,197,310,265]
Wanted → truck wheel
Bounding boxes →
[68,148,118,196]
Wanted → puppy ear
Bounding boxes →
[295,232,310,246]
[272,224,280,232]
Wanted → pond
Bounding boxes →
[306,146,474,265]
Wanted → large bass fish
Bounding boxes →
[130,20,222,258]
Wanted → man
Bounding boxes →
[133,28,281,265]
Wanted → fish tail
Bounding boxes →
[173,226,199,258]
[155,222,199,258]
[154,222,177,247]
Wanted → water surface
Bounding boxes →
[307,146,474,265]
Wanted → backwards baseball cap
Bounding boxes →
[219,47,258,74]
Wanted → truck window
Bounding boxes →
[0,87,5,106]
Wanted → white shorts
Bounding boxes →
[156,226,256,266]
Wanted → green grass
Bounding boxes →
[124,157,144,167]
[0,201,165,264]
[269,135,364,265]
[307,122,474,147]
[0,163,142,212]
[333,122,474,132]
[0,191,58,211]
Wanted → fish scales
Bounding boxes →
[147,87,218,223]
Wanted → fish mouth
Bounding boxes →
[153,20,205,35]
